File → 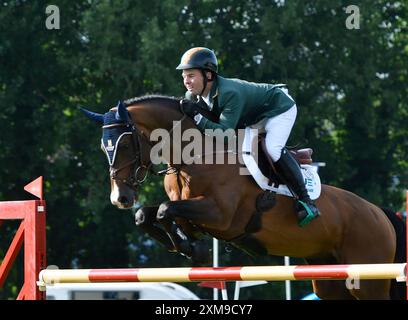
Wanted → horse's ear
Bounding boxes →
[80,107,104,124]
[115,100,130,123]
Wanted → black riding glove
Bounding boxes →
[180,99,201,118]
[180,98,219,123]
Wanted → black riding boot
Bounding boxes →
[274,149,321,227]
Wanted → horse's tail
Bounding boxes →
[381,207,406,300]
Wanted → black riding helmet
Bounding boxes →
[176,47,218,73]
[176,47,218,95]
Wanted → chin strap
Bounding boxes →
[199,69,215,96]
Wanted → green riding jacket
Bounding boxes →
[185,75,295,131]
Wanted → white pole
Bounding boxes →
[221,287,228,300]
[233,281,241,300]
[284,256,291,300]
[213,238,219,300]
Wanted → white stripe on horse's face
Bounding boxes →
[110,179,136,209]
[110,180,121,206]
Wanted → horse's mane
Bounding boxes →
[124,95,181,110]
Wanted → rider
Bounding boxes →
[176,47,320,227]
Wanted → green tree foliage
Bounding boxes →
[0,0,406,299]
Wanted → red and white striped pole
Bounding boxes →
[38,263,406,290]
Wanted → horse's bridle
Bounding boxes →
[103,114,188,191]
[103,121,152,191]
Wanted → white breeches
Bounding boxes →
[264,105,297,162]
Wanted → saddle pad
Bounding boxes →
[241,127,321,200]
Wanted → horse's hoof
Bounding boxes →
[191,240,211,265]
[179,240,193,257]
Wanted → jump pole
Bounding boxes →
[38,263,406,290]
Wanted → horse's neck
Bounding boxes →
[129,102,240,169]
[129,103,192,133]
[128,102,195,165]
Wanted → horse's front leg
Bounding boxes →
[135,205,176,252]
[156,197,225,264]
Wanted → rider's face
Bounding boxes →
[182,69,205,96]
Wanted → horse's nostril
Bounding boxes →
[119,196,129,205]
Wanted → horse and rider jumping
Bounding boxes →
[81,47,406,299]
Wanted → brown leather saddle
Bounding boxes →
[258,134,313,187]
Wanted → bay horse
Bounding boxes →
[82,95,406,300]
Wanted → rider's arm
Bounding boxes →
[197,90,244,131]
